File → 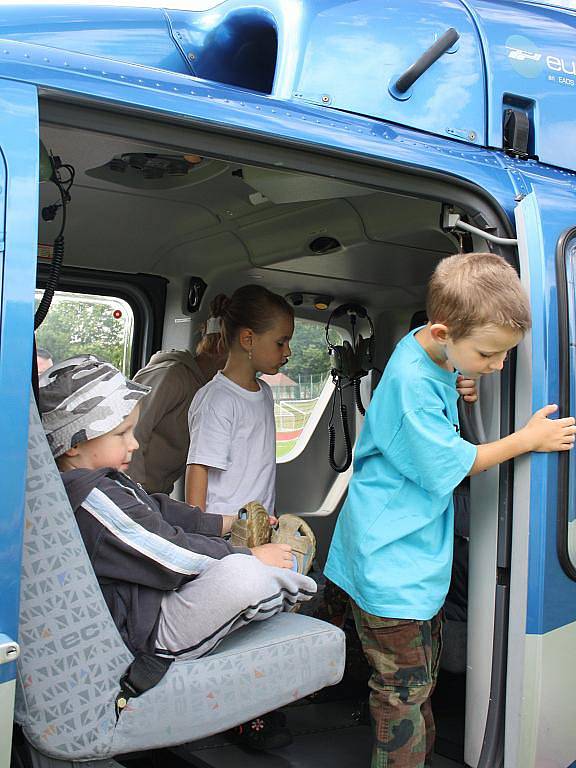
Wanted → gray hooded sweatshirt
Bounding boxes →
[129,350,210,494]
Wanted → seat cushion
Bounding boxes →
[111,613,345,754]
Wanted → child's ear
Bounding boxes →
[238,327,254,353]
[430,323,449,345]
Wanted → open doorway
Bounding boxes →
[34,96,515,767]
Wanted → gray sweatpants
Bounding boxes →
[155,553,317,659]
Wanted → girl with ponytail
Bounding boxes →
[185,285,294,519]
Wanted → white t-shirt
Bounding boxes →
[187,371,276,516]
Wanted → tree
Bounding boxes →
[35,294,132,372]
[283,319,332,381]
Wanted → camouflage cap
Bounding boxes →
[39,355,150,458]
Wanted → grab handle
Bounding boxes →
[394,28,460,94]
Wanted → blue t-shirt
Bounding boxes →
[324,329,478,620]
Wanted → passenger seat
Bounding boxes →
[14,401,345,764]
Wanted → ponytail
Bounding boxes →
[196,286,293,356]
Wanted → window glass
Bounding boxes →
[34,290,134,375]
[260,317,340,460]
[565,235,576,566]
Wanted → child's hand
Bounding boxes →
[457,375,478,403]
[251,543,293,569]
[268,515,278,527]
[521,404,576,452]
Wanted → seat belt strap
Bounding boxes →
[115,653,174,719]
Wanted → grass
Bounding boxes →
[276,438,297,458]
[274,398,319,432]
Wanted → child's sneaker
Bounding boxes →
[271,514,316,575]
[230,710,292,751]
[230,500,271,548]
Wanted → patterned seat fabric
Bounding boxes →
[15,403,346,759]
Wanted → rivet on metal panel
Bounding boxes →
[188,52,196,61]
[321,94,331,104]
[468,131,477,141]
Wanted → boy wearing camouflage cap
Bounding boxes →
[39,355,315,663]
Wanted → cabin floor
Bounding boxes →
[172,700,463,768]
[122,683,465,768]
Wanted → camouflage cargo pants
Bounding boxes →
[351,602,442,768]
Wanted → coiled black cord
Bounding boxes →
[328,382,353,473]
[35,233,64,330]
[34,162,73,329]
[353,377,365,416]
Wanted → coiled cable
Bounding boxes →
[328,381,353,473]
[353,377,365,416]
[35,160,73,329]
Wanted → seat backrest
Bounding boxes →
[15,401,132,756]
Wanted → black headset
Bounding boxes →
[325,303,375,382]
[325,303,375,472]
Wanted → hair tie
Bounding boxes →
[205,316,221,335]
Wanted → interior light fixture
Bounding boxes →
[313,296,331,311]
[286,292,333,310]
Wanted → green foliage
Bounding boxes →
[35,294,132,373]
[283,318,334,380]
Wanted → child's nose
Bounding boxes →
[490,359,505,371]
[130,435,140,451]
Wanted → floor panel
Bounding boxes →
[171,699,464,768]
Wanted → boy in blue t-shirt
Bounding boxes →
[325,252,576,768]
